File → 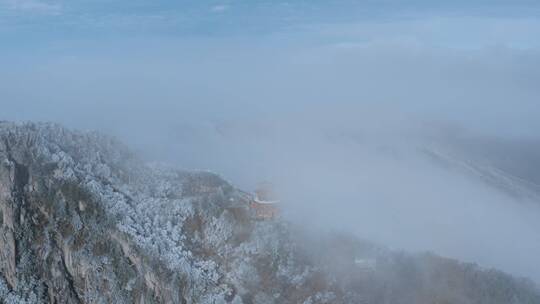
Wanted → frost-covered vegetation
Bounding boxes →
[0,122,539,304]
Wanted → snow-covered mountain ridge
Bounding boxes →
[423,145,540,202]
[0,122,539,304]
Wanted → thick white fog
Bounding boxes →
[2,13,540,282]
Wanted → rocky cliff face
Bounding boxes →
[0,122,539,304]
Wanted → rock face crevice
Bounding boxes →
[1,136,28,291]
[0,122,539,304]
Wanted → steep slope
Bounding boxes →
[423,145,540,202]
[0,122,539,304]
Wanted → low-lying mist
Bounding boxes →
[2,37,540,282]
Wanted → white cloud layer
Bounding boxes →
[1,0,61,14]
[211,4,229,13]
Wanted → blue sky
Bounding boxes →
[1,0,540,48]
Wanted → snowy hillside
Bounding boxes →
[0,122,539,304]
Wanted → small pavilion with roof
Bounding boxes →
[250,182,280,220]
